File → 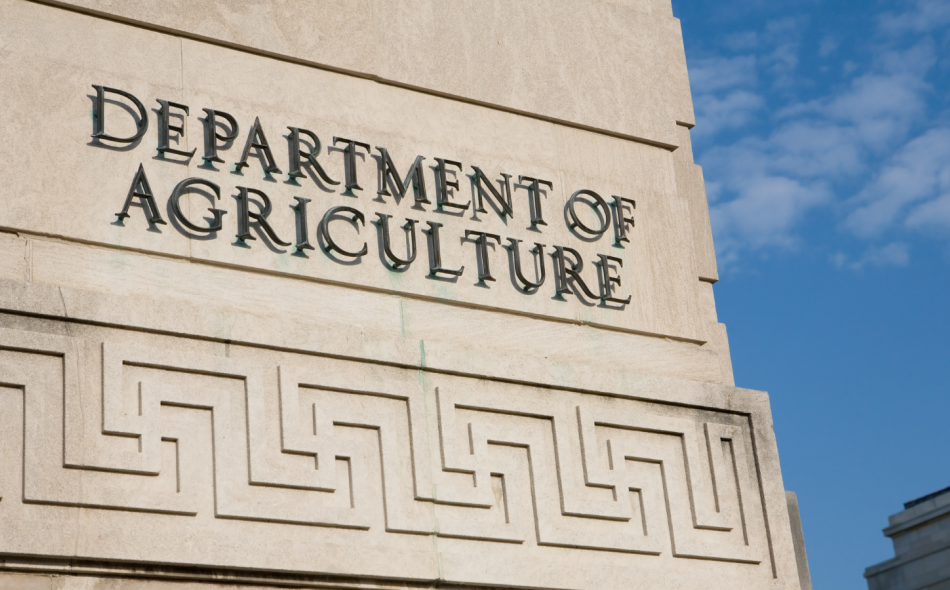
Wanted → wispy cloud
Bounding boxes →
[778,40,933,150]
[819,35,838,57]
[688,55,758,93]
[831,242,911,270]
[687,0,949,271]
[844,128,950,237]
[711,174,830,266]
[693,91,765,140]
[878,0,950,35]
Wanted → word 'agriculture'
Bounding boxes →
[94,85,636,306]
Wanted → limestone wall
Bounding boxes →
[0,1,804,588]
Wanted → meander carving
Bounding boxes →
[0,328,766,565]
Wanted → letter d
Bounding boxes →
[92,85,149,144]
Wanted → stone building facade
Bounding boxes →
[0,1,810,589]
[866,487,950,590]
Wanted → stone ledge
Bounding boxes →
[864,538,950,578]
[883,502,950,538]
[1,559,457,590]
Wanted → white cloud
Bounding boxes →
[688,55,758,94]
[710,173,831,262]
[906,193,950,231]
[765,43,800,82]
[819,35,838,57]
[764,122,864,178]
[779,41,934,150]
[765,16,805,38]
[843,128,950,237]
[831,242,911,270]
[724,31,759,51]
[688,3,947,270]
[824,73,927,147]
[878,0,950,35]
[693,91,765,140]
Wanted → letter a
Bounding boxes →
[235,116,282,175]
[116,164,166,225]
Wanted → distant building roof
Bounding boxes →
[905,486,950,509]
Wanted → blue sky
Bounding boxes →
[670,0,950,588]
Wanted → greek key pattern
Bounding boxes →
[0,328,767,566]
